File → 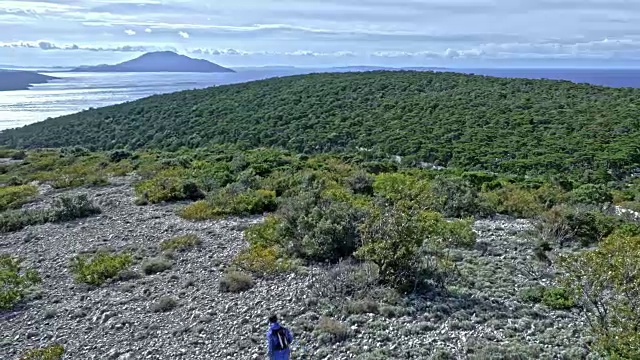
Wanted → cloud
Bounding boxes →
[178,31,189,38]
[124,29,136,36]
[0,40,152,52]
[144,28,152,33]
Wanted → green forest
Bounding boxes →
[1,71,639,180]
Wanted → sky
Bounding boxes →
[1,0,640,68]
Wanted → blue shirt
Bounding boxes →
[267,322,294,360]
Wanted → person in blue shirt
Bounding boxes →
[266,315,294,360]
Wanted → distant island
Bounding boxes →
[0,70,58,91]
[70,51,235,73]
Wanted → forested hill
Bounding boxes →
[1,71,639,178]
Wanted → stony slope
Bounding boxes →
[1,180,589,359]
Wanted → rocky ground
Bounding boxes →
[1,179,592,359]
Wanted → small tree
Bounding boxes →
[558,232,640,358]
[355,203,475,292]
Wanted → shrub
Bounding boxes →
[19,344,64,360]
[535,205,624,247]
[233,245,294,276]
[51,194,101,222]
[570,184,613,205]
[482,184,544,218]
[356,205,475,291]
[313,260,381,301]
[142,257,173,275]
[0,194,100,233]
[519,285,545,303]
[559,232,640,358]
[0,185,37,212]
[317,317,349,343]
[542,287,575,310]
[0,208,52,233]
[346,171,374,195]
[180,188,276,220]
[0,255,41,310]
[70,251,133,286]
[134,169,205,204]
[285,199,366,262]
[429,176,489,217]
[373,172,432,206]
[160,234,202,252]
[108,149,133,162]
[346,299,379,314]
[151,296,178,313]
[219,271,254,293]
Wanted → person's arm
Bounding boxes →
[266,331,273,357]
[286,328,294,343]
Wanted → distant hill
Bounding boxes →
[1,71,638,178]
[70,51,235,73]
[0,70,58,91]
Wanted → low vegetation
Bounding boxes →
[316,317,349,343]
[0,254,41,310]
[1,139,638,358]
[219,271,255,293]
[151,296,178,313]
[142,257,172,275]
[19,344,64,360]
[0,184,37,212]
[0,194,100,233]
[160,234,202,252]
[69,251,133,286]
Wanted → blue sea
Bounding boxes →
[1,67,640,131]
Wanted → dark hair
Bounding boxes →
[269,315,278,323]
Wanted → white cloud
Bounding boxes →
[124,29,136,36]
[145,28,152,33]
[178,31,189,38]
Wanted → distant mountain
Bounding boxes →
[70,51,235,73]
[0,70,58,91]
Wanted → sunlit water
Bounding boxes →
[0,69,311,130]
[2,68,640,131]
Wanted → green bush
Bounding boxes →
[160,234,202,252]
[536,205,624,247]
[482,184,545,218]
[519,285,545,303]
[234,244,294,276]
[356,205,476,291]
[134,168,205,204]
[346,171,374,195]
[108,149,133,162]
[559,232,640,358]
[19,344,64,360]
[142,257,173,275]
[179,188,276,220]
[70,252,133,286]
[429,176,489,217]
[0,254,41,310]
[219,271,254,293]
[277,191,367,262]
[542,287,575,310]
[0,194,100,233]
[373,172,432,206]
[0,184,37,212]
[51,194,101,222]
[571,184,613,205]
